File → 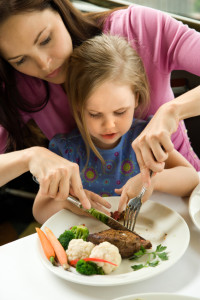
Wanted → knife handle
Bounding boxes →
[67,195,82,208]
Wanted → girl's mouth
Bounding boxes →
[101,133,117,140]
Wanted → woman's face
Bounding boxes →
[0,9,73,84]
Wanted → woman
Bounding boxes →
[0,0,199,213]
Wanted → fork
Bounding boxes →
[123,170,153,232]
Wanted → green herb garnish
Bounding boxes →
[130,244,168,271]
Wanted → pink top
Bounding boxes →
[1,5,200,169]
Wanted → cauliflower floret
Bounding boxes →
[66,239,95,262]
[89,241,121,274]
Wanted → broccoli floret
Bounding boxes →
[76,259,105,275]
[58,230,75,250]
[70,225,89,241]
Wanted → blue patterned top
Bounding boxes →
[49,119,148,196]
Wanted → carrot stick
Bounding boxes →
[44,226,70,270]
[70,257,118,267]
[35,227,56,265]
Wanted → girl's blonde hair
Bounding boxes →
[66,34,150,165]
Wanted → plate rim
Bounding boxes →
[112,292,199,300]
[189,183,200,230]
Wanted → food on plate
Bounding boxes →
[70,257,118,275]
[110,210,125,221]
[66,238,121,275]
[58,230,75,250]
[75,259,105,275]
[45,226,70,270]
[66,238,95,262]
[87,229,152,258]
[58,224,89,250]
[36,227,56,265]
[130,244,168,271]
[89,241,122,274]
[70,225,89,240]
[70,257,118,267]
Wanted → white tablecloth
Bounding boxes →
[1,186,200,300]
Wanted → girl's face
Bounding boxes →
[84,81,138,150]
[0,9,72,84]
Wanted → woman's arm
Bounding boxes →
[0,146,91,209]
[132,86,200,186]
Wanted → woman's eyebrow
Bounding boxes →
[7,27,47,61]
[33,27,47,45]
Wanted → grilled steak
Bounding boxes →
[87,229,152,258]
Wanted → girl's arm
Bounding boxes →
[153,149,199,197]
[33,191,90,225]
[117,149,199,212]
[132,86,200,186]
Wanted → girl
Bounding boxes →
[32,34,199,223]
[0,0,200,212]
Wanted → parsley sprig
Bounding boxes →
[129,244,169,271]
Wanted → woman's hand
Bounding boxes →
[132,103,178,186]
[115,173,154,213]
[27,146,91,209]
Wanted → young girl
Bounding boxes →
[32,34,199,223]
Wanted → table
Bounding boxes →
[1,186,200,300]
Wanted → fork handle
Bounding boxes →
[139,186,147,198]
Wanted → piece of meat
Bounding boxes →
[110,210,125,221]
[87,229,152,258]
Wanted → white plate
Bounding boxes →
[36,198,190,286]
[189,183,200,230]
[113,293,199,300]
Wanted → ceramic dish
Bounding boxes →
[189,183,200,230]
[36,197,190,286]
[113,293,199,300]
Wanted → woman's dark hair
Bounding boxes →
[0,0,115,151]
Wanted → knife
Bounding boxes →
[32,176,141,235]
[67,194,142,235]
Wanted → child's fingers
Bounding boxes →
[118,191,128,213]
[114,188,123,195]
[88,191,111,208]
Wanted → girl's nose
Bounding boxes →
[103,117,115,129]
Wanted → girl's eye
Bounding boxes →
[115,110,126,115]
[16,57,26,66]
[89,113,100,118]
[40,36,51,46]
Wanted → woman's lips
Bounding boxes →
[46,66,62,78]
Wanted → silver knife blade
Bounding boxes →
[67,195,142,236]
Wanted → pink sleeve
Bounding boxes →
[105,5,200,76]
[133,6,200,74]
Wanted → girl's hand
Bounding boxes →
[115,173,154,213]
[82,189,111,215]
[132,103,178,186]
[28,146,91,209]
